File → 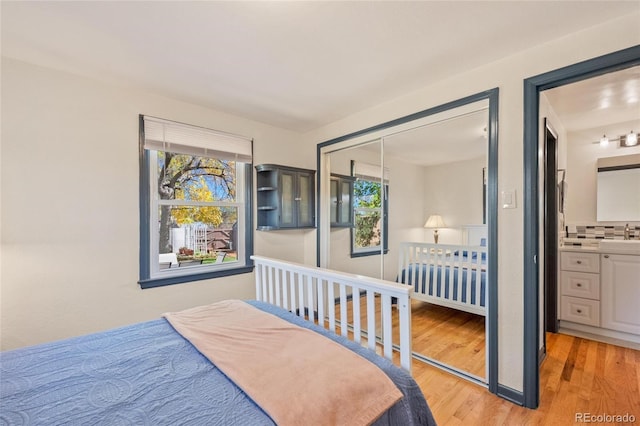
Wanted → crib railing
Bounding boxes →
[398,242,487,316]
[251,255,413,372]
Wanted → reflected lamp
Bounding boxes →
[424,214,446,244]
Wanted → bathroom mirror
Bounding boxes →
[596,154,640,221]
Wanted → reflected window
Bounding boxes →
[350,161,389,257]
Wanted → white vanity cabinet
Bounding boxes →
[601,253,640,335]
[559,251,601,326]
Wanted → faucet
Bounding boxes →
[624,223,630,240]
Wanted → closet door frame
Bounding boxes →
[316,88,499,395]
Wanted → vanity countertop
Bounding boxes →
[560,241,640,256]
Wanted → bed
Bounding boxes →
[397,242,487,316]
[1,255,435,426]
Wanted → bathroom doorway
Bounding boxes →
[523,45,640,409]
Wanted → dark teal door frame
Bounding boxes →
[522,45,640,409]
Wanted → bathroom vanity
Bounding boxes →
[559,241,640,346]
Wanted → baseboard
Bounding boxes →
[559,322,640,350]
[497,384,525,406]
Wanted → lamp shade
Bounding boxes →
[424,215,446,229]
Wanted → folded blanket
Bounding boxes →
[164,300,403,426]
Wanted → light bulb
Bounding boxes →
[625,131,638,146]
[599,135,609,147]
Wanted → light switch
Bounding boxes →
[502,190,516,209]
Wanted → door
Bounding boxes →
[543,119,559,348]
[601,254,640,335]
[296,171,315,227]
[279,170,297,228]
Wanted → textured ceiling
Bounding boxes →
[543,66,640,141]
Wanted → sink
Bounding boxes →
[599,240,640,254]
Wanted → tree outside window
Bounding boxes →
[157,152,238,261]
[351,179,388,256]
[140,115,252,288]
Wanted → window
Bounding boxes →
[139,116,253,288]
[350,161,389,257]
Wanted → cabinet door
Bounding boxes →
[279,171,297,228]
[601,254,640,335]
[330,177,353,227]
[296,171,315,227]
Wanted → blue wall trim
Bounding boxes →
[522,45,640,409]
[498,384,525,406]
[140,266,254,289]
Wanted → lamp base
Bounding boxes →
[433,230,439,244]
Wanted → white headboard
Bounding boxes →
[461,224,487,246]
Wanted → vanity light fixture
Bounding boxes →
[623,130,638,147]
[594,131,639,148]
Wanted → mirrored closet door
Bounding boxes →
[317,91,498,386]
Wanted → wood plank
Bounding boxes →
[418,332,640,425]
[326,292,639,424]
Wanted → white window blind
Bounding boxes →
[352,161,390,183]
[143,116,252,162]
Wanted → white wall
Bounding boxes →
[303,12,640,392]
[0,58,310,350]
[422,156,486,245]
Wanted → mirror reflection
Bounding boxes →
[597,155,640,221]
[321,100,490,381]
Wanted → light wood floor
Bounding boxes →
[331,297,640,425]
[419,331,640,425]
[410,300,485,378]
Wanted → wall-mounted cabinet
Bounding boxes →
[330,173,354,228]
[256,164,316,230]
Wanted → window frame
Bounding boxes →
[350,169,389,258]
[138,115,254,289]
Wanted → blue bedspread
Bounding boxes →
[0,301,435,426]
[399,259,486,308]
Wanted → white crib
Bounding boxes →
[251,255,414,372]
[397,242,487,316]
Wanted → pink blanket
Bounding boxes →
[164,300,402,426]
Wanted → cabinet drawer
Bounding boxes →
[560,271,600,300]
[560,296,600,327]
[560,251,600,273]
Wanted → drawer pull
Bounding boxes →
[576,309,582,314]
[576,283,582,287]
[604,255,610,259]
[576,260,582,264]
